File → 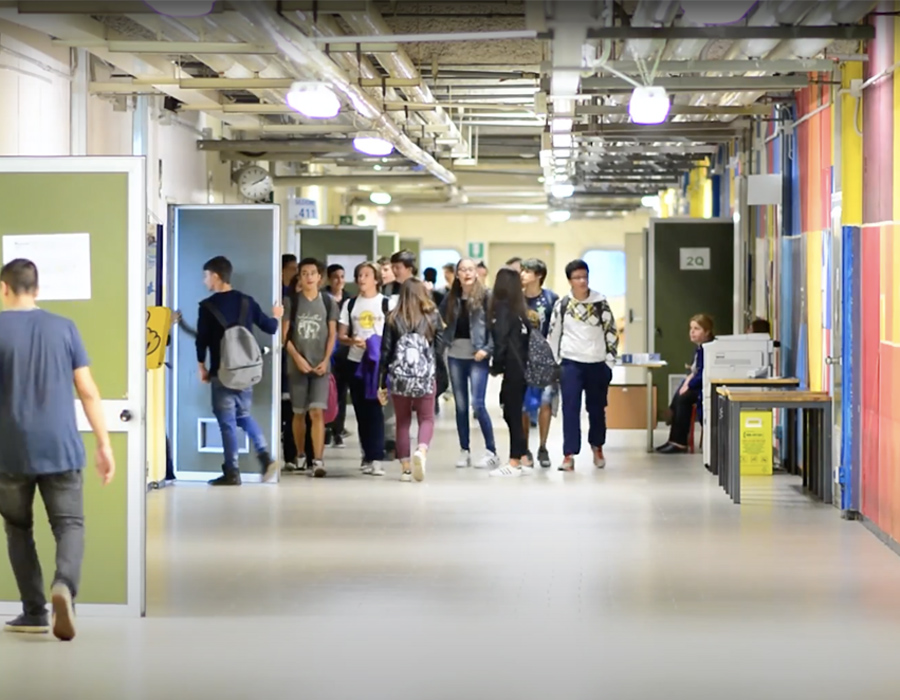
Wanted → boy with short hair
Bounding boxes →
[520,258,560,468]
[283,258,339,478]
[196,255,283,486]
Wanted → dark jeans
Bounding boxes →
[0,470,84,617]
[560,360,612,456]
[500,367,528,461]
[447,356,496,453]
[668,389,699,446]
[281,398,297,464]
[348,367,385,463]
[211,380,268,471]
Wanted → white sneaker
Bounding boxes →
[520,463,535,475]
[455,450,471,468]
[489,464,523,478]
[361,462,374,475]
[312,460,327,479]
[400,471,413,483]
[370,461,385,477]
[475,451,501,469]
[593,449,606,469]
[412,450,427,482]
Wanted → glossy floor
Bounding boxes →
[2,401,900,699]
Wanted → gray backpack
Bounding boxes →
[204,297,263,391]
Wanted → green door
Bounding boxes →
[649,218,735,419]
[300,226,376,296]
[0,157,146,616]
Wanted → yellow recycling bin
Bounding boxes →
[739,410,773,475]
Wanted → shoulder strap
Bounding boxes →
[382,296,390,315]
[238,296,250,328]
[557,296,570,355]
[202,300,229,330]
[346,296,357,336]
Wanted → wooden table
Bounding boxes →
[707,377,800,476]
[716,386,832,505]
[618,361,667,452]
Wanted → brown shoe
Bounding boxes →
[51,582,76,642]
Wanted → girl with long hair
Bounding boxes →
[378,279,445,482]
[439,258,500,469]
[487,267,532,477]
[657,314,715,454]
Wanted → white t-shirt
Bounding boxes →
[339,293,393,363]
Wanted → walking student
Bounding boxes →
[338,262,390,476]
[547,259,619,472]
[283,258,339,478]
[0,259,115,641]
[439,258,500,470]
[488,268,531,477]
[378,279,445,483]
[196,256,283,486]
[520,258,560,467]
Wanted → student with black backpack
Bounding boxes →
[377,279,447,483]
[283,258,339,478]
[195,256,283,486]
[338,262,391,477]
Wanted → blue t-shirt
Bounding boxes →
[0,309,89,476]
[526,288,559,338]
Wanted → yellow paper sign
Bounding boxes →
[146,306,172,370]
[739,410,773,476]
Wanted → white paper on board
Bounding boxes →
[2,233,92,301]
[326,254,367,276]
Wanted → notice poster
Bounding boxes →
[326,254,367,275]
[2,233,92,301]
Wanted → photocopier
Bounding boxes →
[700,334,777,468]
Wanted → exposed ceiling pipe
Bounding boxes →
[233,1,456,185]
[339,8,470,159]
[624,1,680,60]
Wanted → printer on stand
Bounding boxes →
[700,334,776,469]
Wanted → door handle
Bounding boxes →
[119,410,133,423]
[825,356,841,366]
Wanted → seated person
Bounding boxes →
[748,317,771,335]
[656,314,715,454]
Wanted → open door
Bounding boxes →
[168,205,281,483]
[623,230,647,385]
[0,157,147,617]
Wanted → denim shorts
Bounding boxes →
[524,383,559,421]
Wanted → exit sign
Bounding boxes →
[467,241,485,259]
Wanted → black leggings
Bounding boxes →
[500,365,528,461]
[668,389,699,446]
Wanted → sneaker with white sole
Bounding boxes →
[361,461,373,474]
[370,461,385,477]
[593,448,606,469]
[489,464,523,478]
[412,450,427,482]
[4,613,49,635]
[50,582,76,642]
[475,451,501,469]
[312,460,327,478]
[400,470,413,483]
[455,450,471,468]
[558,456,575,472]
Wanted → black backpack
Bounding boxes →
[524,328,558,388]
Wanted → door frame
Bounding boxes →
[0,156,147,618]
[647,216,739,354]
[167,204,282,483]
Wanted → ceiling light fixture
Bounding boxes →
[548,210,571,223]
[353,133,394,157]
[551,182,575,199]
[286,82,341,119]
[628,86,671,125]
[369,192,392,205]
[143,1,214,17]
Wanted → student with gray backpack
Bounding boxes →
[377,279,446,483]
[195,256,283,486]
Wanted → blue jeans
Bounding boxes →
[560,360,612,456]
[448,357,496,453]
[211,380,268,471]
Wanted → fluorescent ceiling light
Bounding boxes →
[353,134,394,157]
[641,195,660,209]
[679,1,756,25]
[547,210,571,223]
[286,83,340,119]
[369,192,392,205]
[143,1,214,17]
[628,86,670,125]
[552,133,573,149]
[551,183,575,199]
[551,117,573,133]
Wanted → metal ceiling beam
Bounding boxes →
[51,40,279,54]
[576,104,775,116]
[579,75,809,93]
[314,30,539,44]
[198,139,353,153]
[584,25,875,41]
[15,0,368,11]
[90,77,421,89]
[177,102,532,114]
[324,43,400,53]
[567,58,837,74]
[273,176,436,187]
